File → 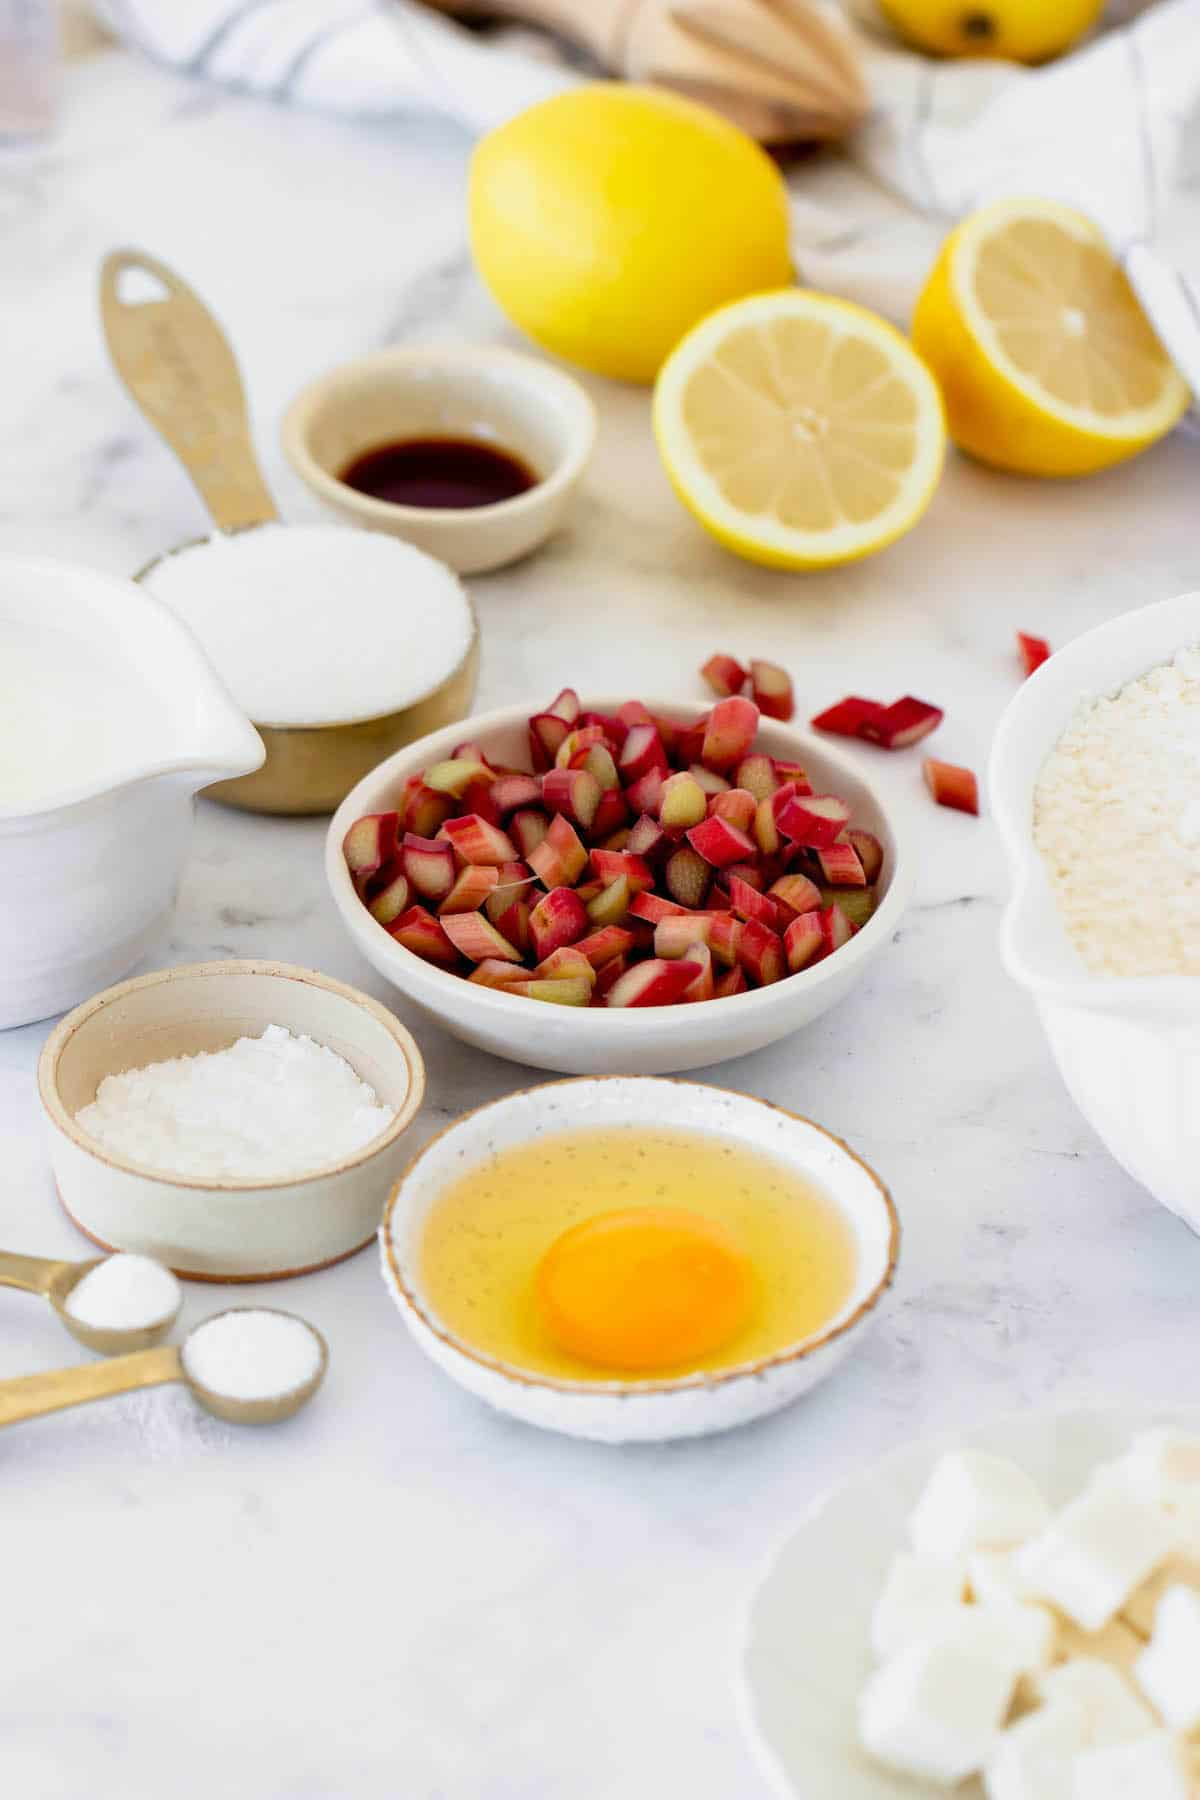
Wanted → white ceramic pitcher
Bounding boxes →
[1,554,264,1029]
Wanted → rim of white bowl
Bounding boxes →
[990,588,1200,1017]
[380,1076,900,1399]
[325,698,913,1030]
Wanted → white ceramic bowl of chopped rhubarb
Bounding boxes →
[991,589,1200,1231]
[325,697,911,1075]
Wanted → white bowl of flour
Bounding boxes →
[991,589,1200,1230]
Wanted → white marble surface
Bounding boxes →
[5,48,1200,1800]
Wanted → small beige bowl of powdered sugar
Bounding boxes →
[38,960,426,1281]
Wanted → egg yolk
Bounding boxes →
[534,1206,755,1372]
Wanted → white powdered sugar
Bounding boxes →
[143,523,473,727]
[1034,643,1200,976]
[75,1024,397,1181]
[65,1253,181,1330]
[182,1309,322,1402]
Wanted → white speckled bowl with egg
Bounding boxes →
[991,589,1200,1231]
[380,1077,899,1443]
[39,961,426,1280]
[326,698,911,1076]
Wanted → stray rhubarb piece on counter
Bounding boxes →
[811,696,888,739]
[440,911,522,964]
[701,695,759,771]
[343,812,398,885]
[817,842,867,887]
[402,832,457,902]
[605,958,701,1008]
[439,865,500,914]
[1018,632,1051,677]
[440,814,518,866]
[528,814,588,887]
[775,793,851,848]
[783,910,824,972]
[847,829,884,884]
[861,696,943,750]
[700,653,748,698]
[665,845,712,908]
[388,905,460,968]
[529,886,588,962]
[749,659,795,721]
[923,759,979,816]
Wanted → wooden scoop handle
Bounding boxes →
[99,248,277,533]
[0,1345,183,1428]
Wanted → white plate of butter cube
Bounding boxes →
[740,1408,1200,1799]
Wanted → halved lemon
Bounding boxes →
[653,290,946,569]
[913,197,1191,477]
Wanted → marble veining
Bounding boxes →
[3,42,1200,1800]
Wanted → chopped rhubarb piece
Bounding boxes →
[575,743,619,791]
[599,828,631,854]
[686,814,756,869]
[714,965,748,999]
[723,862,763,892]
[665,845,711,908]
[509,977,591,1007]
[819,885,875,928]
[529,886,588,961]
[846,829,884,884]
[489,773,541,815]
[735,754,777,803]
[528,814,588,887]
[668,718,702,766]
[768,873,822,919]
[810,696,888,739]
[616,699,654,730]
[541,767,601,832]
[709,788,756,833]
[510,809,549,859]
[581,710,628,745]
[574,925,635,969]
[594,952,630,998]
[783,911,823,972]
[681,943,715,1002]
[590,786,629,840]
[440,910,522,964]
[590,849,654,895]
[439,865,501,914]
[817,842,866,888]
[701,695,759,772]
[485,867,533,923]
[654,914,714,958]
[605,958,700,1008]
[707,912,744,967]
[623,767,666,817]
[818,902,854,955]
[700,653,748,698]
[618,723,670,784]
[774,794,850,848]
[728,874,777,928]
[629,891,692,924]
[529,712,571,771]
[399,779,454,839]
[659,770,708,834]
[492,898,531,955]
[625,814,666,860]
[754,796,781,856]
[862,696,944,750]
[343,812,398,882]
[586,874,632,929]
[536,946,596,987]
[460,776,502,824]
[1018,631,1051,677]
[772,759,811,789]
[441,814,518,866]
[749,659,794,721]
[923,758,979,815]
[366,864,410,926]
[402,832,457,902]
[737,917,784,986]
[451,738,491,765]
[555,724,608,769]
[546,686,580,724]
[687,762,731,798]
[469,959,528,990]
[423,758,495,798]
[388,905,459,968]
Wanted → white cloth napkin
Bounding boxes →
[100,0,1200,392]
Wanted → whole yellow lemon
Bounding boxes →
[879,0,1104,62]
[468,84,794,384]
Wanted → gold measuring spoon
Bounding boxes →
[98,247,479,817]
[0,1308,328,1429]
[0,1250,182,1356]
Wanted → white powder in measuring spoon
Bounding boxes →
[75,1024,398,1181]
[182,1309,323,1402]
[142,523,474,728]
[65,1253,181,1330]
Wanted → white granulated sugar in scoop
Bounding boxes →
[64,1253,181,1331]
[75,1024,397,1181]
[143,523,473,727]
[182,1309,322,1402]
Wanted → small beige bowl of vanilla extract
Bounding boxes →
[281,345,597,575]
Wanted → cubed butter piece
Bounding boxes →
[1123,1556,1200,1639]
[1016,1469,1174,1631]
[1134,1585,1200,1730]
[911,1452,1051,1559]
[983,1698,1089,1800]
[969,1549,1036,1610]
[871,1551,966,1661]
[859,1635,1016,1787]
[1070,1731,1191,1800]
[1036,1657,1155,1747]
